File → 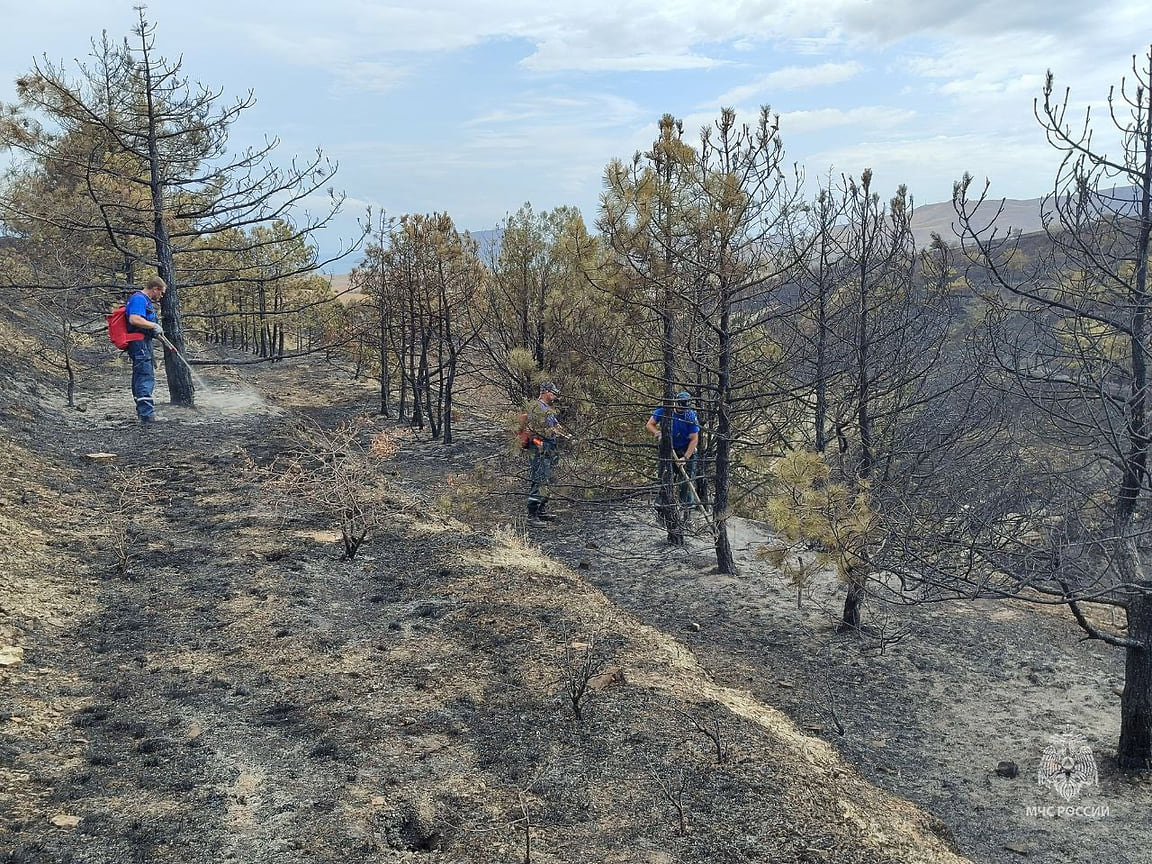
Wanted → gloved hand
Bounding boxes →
[153,323,164,338]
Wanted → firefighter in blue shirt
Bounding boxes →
[646,391,700,508]
[124,276,166,423]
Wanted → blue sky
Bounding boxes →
[0,1,1148,267]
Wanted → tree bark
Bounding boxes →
[1120,587,1152,769]
[656,147,683,547]
[62,326,75,408]
[713,297,736,574]
[658,303,684,545]
[378,300,390,416]
[838,580,865,633]
[139,26,193,406]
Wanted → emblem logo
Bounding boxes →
[1037,732,1099,801]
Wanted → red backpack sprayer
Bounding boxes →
[106,303,205,389]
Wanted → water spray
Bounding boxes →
[156,333,211,394]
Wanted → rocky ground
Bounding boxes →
[0,320,1145,863]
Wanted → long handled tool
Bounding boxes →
[155,331,179,355]
[154,332,210,396]
[156,333,197,377]
[673,455,717,538]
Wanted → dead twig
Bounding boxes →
[675,707,729,764]
[644,753,689,837]
[562,635,601,724]
[248,416,398,561]
[110,466,163,577]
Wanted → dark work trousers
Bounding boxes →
[127,339,156,422]
[527,439,559,515]
[674,449,698,506]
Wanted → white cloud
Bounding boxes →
[780,106,917,134]
[466,93,647,131]
[5,0,1151,261]
[898,20,1146,112]
[330,61,409,95]
[830,0,1095,44]
[524,52,722,73]
[713,62,862,106]
[807,129,1059,204]
[8,1,1147,79]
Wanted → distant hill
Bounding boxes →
[327,272,352,294]
[326,190,1140,284]
[910,196,1045,250]
[323,227,500,296]
[324,271,362,305]
[467,228,502,259]
[911,186,1142,250]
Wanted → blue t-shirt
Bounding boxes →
[124,290,158,335]
[651,406,699,452]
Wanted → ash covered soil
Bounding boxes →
[0,334,1146,864]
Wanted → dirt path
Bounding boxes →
[1,359,462,861]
